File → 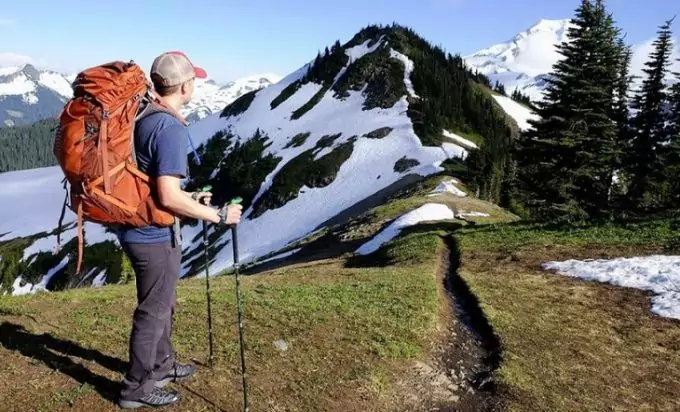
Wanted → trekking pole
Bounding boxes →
[229,196,249,412]
[200,185,215,367]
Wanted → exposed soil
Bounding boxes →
[386,236,506,412]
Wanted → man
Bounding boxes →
[116,51,242,409]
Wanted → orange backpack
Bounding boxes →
[53,60,186,274]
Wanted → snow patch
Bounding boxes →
[11,255,70,296]
[183,37,471,276]
[92,270,107,287]
[347,37,386,62]
[492,94,538,131]
[542,255,680,321]
[355,203,454,255]
[456,211,490,218]
[389,49,419,99]
[427,178,467,197]
[442,130,478,149]
[38,71,73,98]
[185,85,460,275]
[0,166,118,259]
[256,248,302,265]
[0,73,35,96]
[441,142,469,160]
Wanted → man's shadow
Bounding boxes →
[0,322,127,404]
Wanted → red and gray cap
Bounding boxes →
[150,50,207,87]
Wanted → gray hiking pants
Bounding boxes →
[119,241,181,401]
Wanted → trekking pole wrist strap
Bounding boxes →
[217,207,227,226]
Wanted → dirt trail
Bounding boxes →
[401,235,506,411]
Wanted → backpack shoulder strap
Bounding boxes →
[136,91,189,125]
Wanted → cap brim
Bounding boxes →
[194,66,207,79]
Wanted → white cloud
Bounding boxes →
[627,37,680,95]
[630,37,680,78]
[0,52,33,67]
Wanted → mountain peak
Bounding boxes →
[20,63,40,81]
[530,18,572,32]
[463,16,679,102]
[463,17,575,100]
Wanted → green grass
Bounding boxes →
[457,215,680,252]
[451,215,680,412]
[0,230,444,412]
[2,165,677,412]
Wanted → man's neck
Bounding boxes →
[158,95,183,113]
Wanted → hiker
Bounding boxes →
[114,51,243,409]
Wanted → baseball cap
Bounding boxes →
[150,50,207,87]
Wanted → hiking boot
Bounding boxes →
[155,362,197,387]
[117,387,180,409]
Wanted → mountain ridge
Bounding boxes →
[0,62,281,126]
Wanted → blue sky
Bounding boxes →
[1,0,678,83]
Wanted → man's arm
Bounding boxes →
[151,122,241,225]
[157,175,225,224]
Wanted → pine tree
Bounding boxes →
[493,80,506,95]
[666,57,680,207]
[514,0,623,221]
[626,17,675,210]
[510,87,535,109]
[610,37,635,206]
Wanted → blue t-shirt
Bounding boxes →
[115,111,188,244]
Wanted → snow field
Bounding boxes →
[543,255,680,320]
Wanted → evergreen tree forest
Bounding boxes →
[510,88,535,109]
[512,0,680,222]
[0,118,59,172]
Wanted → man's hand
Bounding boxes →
[158,176,222,224]
[218,203,243,226]
[191,191,212,205]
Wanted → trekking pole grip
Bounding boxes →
[229,196,243,265]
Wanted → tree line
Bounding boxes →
[508,0,680,222]
[0,118,59,172]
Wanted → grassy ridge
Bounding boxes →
[0,229,445,412]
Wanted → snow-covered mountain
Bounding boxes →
[184,75,282,122]
[0,24,534,296]
[464,18,680,101]
[0,62,280,126]
[0,64,72,126]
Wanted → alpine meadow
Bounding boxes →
[1,1,679,411]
